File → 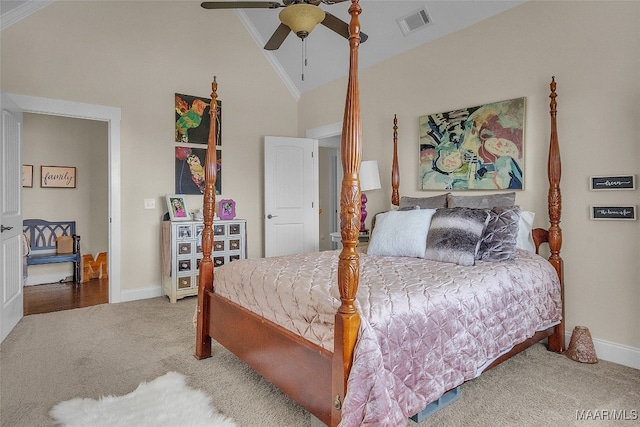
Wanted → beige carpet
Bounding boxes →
[1,297,638,427]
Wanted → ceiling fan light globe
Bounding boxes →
[279,4,325,39]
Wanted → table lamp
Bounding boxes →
[359,160,381,232]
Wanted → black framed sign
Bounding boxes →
[590,175,635,190]
[590,205,636,221]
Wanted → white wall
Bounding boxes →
[299,1,640,353]
[1,1,299,293]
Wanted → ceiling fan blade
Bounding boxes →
[200,2,282,10]
[321,12,368,43]
[264,23,291,50]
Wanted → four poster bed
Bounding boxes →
[195,1,564,426]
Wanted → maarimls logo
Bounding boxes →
[576,409,638,421]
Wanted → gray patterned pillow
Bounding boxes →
[447,192,516,209]
[477,206,521,262]
[399,193,449,210]
[424,207,490,266]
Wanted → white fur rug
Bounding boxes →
[49,372,236,427]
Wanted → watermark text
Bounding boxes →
[576,409,638,421]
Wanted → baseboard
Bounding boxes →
[25,273,69,286]
[119,285,163,303]
[566,332,640,370]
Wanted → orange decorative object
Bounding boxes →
[82,252,108,282]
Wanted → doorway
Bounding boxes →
[307,122,342,251]
[318,145,340,250]
[9,93,121,304]
[22,113,109,314]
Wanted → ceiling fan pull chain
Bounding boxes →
[301,39,306,81]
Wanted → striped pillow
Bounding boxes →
[424,207,490,266]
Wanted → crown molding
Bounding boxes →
[235,10,300,102]
[1,1,54,31]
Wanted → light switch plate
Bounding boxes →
[144,199,155,209]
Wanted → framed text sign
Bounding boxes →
[590,205,636,221]
[40,166,76,188]
[590,175,635,190]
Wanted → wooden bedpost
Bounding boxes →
[391,114,400,207]
[331,0,362,424]
[546,76,565,353]
[195,76,219,359]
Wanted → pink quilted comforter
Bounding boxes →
[212,249,562,426]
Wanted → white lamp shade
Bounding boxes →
[360,161,381,192]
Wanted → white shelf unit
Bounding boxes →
[162,219,246,303]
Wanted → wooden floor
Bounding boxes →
[23,278,109,315]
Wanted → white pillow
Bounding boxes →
[516,210,535,252]
[367,209,436,258]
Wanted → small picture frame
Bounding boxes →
[41,165,76,188]
[218,199,236,220]
[166,194,190,221]
[589,175,635,190]
[590,205,636,221]
[22,165,33,188]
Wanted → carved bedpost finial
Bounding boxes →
[347,0,362,45]
[391,114,399,207]
[549,76,557,118]
[547,76,561,264]
[203,75,219,250]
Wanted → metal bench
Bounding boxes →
[23,219,81,284]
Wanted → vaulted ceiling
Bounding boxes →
[1,1,525,98]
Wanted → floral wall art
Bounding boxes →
[175,93,221,145]
[419,97,525,190]
[175,146,221,195]
[174,93,222,195]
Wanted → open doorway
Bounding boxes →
[10,93,121,305]
[318,144,340,250]
[307,122,342,251]
[22,113,109,314]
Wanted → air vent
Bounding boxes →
[397,7,431,36]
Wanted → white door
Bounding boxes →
[264,136,318,257]
[1,92,24,342]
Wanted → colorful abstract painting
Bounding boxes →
[175,146,221,195]
[419,97,525,190]
[175,93,221,145]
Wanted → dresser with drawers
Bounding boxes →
[162,219,246,303]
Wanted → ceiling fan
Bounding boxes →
[200,1,369,51]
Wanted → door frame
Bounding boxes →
[8,94,122,303]
[306,121,342,249]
